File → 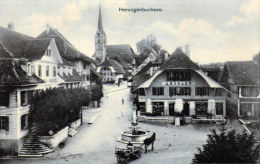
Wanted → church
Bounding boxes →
[93,6,137,83]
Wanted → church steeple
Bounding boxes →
[94,5,107,63]
[98,5,103,31]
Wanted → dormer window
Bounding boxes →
[47,48,51,57]
[27,63,32,76]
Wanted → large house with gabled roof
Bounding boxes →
[220,60,260,120]
[0,24,99,156]
[132,48,228,121]
[37,25,100,87]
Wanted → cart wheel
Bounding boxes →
[136,150,142,159]
[117,155,127,163]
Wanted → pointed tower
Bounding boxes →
[94,6,107,63]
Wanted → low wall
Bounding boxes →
[39,126,69,148]
[69,119,81,129]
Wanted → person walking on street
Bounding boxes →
[122,98,124,105]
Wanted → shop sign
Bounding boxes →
[162,81,191,86]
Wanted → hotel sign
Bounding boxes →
[162,81,192,86]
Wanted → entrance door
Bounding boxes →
[184,102,190,116]
[169,103,175,116]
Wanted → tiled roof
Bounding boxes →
[160,48,199,70]
[23,39,52,60]
[111,55,132,69]
[0,59,43,85]
[37,26,95,64]
[0,42,14,58]
[99,58,125,74]
[0,26,33,59]
[106,44,136,64]
[226,61,260,85]
[59,69,83,82]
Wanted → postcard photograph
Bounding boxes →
[0,0,259,163]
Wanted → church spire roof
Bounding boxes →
[98,5,103,31]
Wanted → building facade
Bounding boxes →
[133,49,227,119]
[221,61,260,120]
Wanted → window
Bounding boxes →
[46,65,49,77]
[195,102,208,116]
[21,91,28,106]
[0,92,9,107]
[83,62,87,69]
[169,87,191,96]
[38,65,42,77]
[241,104,253,117]
[196,87,209,96]
[47,49,51,56]
[138,88,145,96]
[21,114,28,130]
[0,116,9,131]
[215,88,223,96]
[152,87,164,96]
[53,66,56,77]
[241,87,260,97]
[152,102,164,116]
[166,71,191,81]
[98,39,100,43]
[216,103,223,115]
[27,63,31,76]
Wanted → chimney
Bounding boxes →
[7,23,14,30]
[46,24,50,34]
[185,44,190,57]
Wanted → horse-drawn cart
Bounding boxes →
[115,146,142,163]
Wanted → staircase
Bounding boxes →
[18,127,54,157]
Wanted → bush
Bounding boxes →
[29,87,90,135]
[192,128,259,163]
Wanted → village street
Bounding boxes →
[1,83,243,164]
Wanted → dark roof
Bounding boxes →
[132,71,151,91]
[99,58,125,74]
[0,42,14,58]
[111,55,132,69]
[23,39,52,60]
[61,57,74,67]
[59,69,83,82]
[37,27,95,64]
[160,48,199,70]
[0,26,33,59]
[0,59,43,85]
[106,44,136,64]
[90,67,102,78]
[225,61,260,85]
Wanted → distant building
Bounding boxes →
[132,48,227,120]
[97,58,125,83]
[220,61,260,119]
[92,6,137,80]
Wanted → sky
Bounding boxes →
[0,0,259,64]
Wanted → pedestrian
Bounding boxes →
[122,98,124,105]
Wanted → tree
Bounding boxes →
[192,128,259,163]
[136,34,161,66]
[29,87,91,135]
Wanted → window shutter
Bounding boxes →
[5,117,9,131]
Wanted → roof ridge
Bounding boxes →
[0,41,14,58]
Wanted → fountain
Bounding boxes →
[117,106,149,144]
